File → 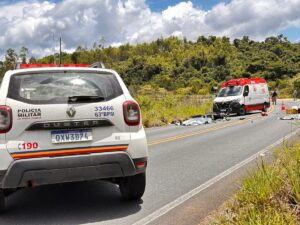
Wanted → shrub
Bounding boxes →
[136,93,212,127]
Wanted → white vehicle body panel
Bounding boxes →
[0,67,148,189]
[214,83,269,107]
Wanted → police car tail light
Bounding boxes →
[0,106,12,133]
[123,101,140,126]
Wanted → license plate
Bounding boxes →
[51,129,92,144]
[220,109,227,112]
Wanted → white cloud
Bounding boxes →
[205,0,300,38]
[0,0,300,59]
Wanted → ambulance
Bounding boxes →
[213,78,270,116]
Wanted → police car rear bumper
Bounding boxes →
[0,152,147,189]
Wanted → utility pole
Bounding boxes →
[59,37,62,66]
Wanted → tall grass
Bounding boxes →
[216,144,300,225]
[135,94,213,127]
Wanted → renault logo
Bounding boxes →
[66,106,76,118]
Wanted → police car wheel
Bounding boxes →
[119,173,146,201]
[0,189,5,213]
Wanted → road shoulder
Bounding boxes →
[146,130,300,225]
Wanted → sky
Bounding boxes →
[147,0,230,11]
[0,0,300,59]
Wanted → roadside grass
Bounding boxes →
[215,143,300,225]
[136,94,213,127]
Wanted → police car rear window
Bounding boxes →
[7,72,123,104]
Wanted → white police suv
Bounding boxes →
[0,63,148,212]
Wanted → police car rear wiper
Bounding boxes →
[68,95,105,102]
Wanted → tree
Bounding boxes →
[0,61,5,80]
[19,46,28,64]
[31,35,300,97]
[29,56,37,63]
[233,39,241,48]
[4,48,18,70]
[71,52,79,63]
[213,66,230,82]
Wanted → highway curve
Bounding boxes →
[0,101,299,225]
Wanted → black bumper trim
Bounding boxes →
[0,170,5,186]
[2,152,147,189]
[213,101,241,114]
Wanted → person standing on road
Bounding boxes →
[272,90,278,105]
[293,89,298,101]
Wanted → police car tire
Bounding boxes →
[119,173,146,201]
[0,189,5,213]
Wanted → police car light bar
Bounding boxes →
[19,64,89,69]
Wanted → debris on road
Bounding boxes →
[280,114,300,120]
[174,115,213,126]
[182,116,213,126]
[281,105,300,120]
[286,106,300,114]
[223,117,231,121]
[261,112,268,116]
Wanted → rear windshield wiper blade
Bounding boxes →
[68,95,105,102]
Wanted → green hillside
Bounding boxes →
[37,35,300,96]
[1,35,300,126]
[2,35,300,95]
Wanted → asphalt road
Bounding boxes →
[0,101,299,225]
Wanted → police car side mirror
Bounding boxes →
[243,91,249,97]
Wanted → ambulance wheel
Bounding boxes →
[262,103,268,112]
[238,105,246,116]
[119,173,146,201]
[0,189,5,213]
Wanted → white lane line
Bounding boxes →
[132,129,300,225]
